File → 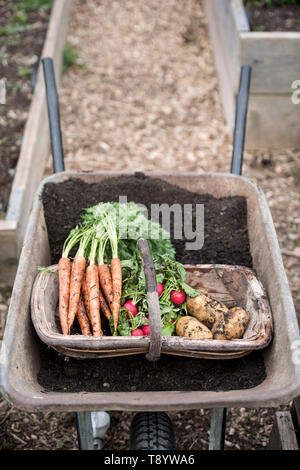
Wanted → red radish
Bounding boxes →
[170,318,174,323]
[123,299,138,318]
[141,325,150,335]
[157,283,165,296]
[170,290,186,305]
[131,328,144,336]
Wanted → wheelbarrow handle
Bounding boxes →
[231,64,251,176]
[42,57,65,174]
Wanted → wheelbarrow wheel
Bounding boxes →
[130,412,176,450]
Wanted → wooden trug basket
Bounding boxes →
[31,239,273,361]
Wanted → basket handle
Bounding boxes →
[137,239,162,362]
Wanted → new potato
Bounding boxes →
[212,307,250,340]
[186,292,228,329]
[176,316,213,339]
[186,293,250,340]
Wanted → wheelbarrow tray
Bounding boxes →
[30,263,272,359]
[1,171,299,412]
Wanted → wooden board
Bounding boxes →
[268,411,299,450]
[0,221,17,287]
[241,32,300,94]
[246,93,300,149]
[0,0,73,286]
[204,0,300,149]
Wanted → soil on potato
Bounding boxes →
[38,174,266,393]
[246,1,300,32]
[0,1,51,214]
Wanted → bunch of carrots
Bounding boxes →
[58,212,122,337]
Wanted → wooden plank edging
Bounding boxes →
[204,0,300,149]
[0,0,73,285]
[268,411,299,450]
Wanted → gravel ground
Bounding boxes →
[0,0,299,450]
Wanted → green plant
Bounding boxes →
[13,10,28,24]
[6,82,22,93]
[17,66,33,77]
[254,25,266,31]
[246,0,297,6]
[0,49,8,65]
[0,22,31,37]
[16,0,53,11]
[8,34,21,45]
[62,43,81,72]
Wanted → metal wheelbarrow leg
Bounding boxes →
[42,57,251,450]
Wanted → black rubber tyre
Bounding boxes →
[130,412,176,450]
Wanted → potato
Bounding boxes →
[212,307,250,340]
[176,316,213,339]
[186,292,228,329]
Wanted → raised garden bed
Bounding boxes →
[0,0,72,285]
[204,0,300,149]
[1,171,299,412]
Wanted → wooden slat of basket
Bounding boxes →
[163,350,251,360]
[53,346,148,359]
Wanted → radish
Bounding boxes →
[157,283,165,296]
[170,290,186,305]
[131,328,144,336]
[141,324,150,335]
[123,299,138,318]
[170,318,174,323]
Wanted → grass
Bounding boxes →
[246,0,298,5]
[63,43,84,73]
[0,49,8,65]
[17,66,34,77]
[253,25,266,31]
[13,0,52,12]
[0,1,53,38]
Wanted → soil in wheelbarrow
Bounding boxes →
[42,173,253,267]
[38,173,266,393]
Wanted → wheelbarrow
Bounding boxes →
[0,59,299,451]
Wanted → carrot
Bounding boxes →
[86,237,103,337]
[104,213,122,333]
[82,274,91,322]
[99,284,112,321]
[58,228,82,335]
[111,257,122,332]
[68,231,91,332]
[58,257,71,335]
[98,264,114,309]
[97,233,114,311]
[76,296,92,336]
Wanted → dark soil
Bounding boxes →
[42,173,253,267]
[245,1,300,32]
[38,174,266,394]
[0,1,51,215]
[38,346,266,393]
